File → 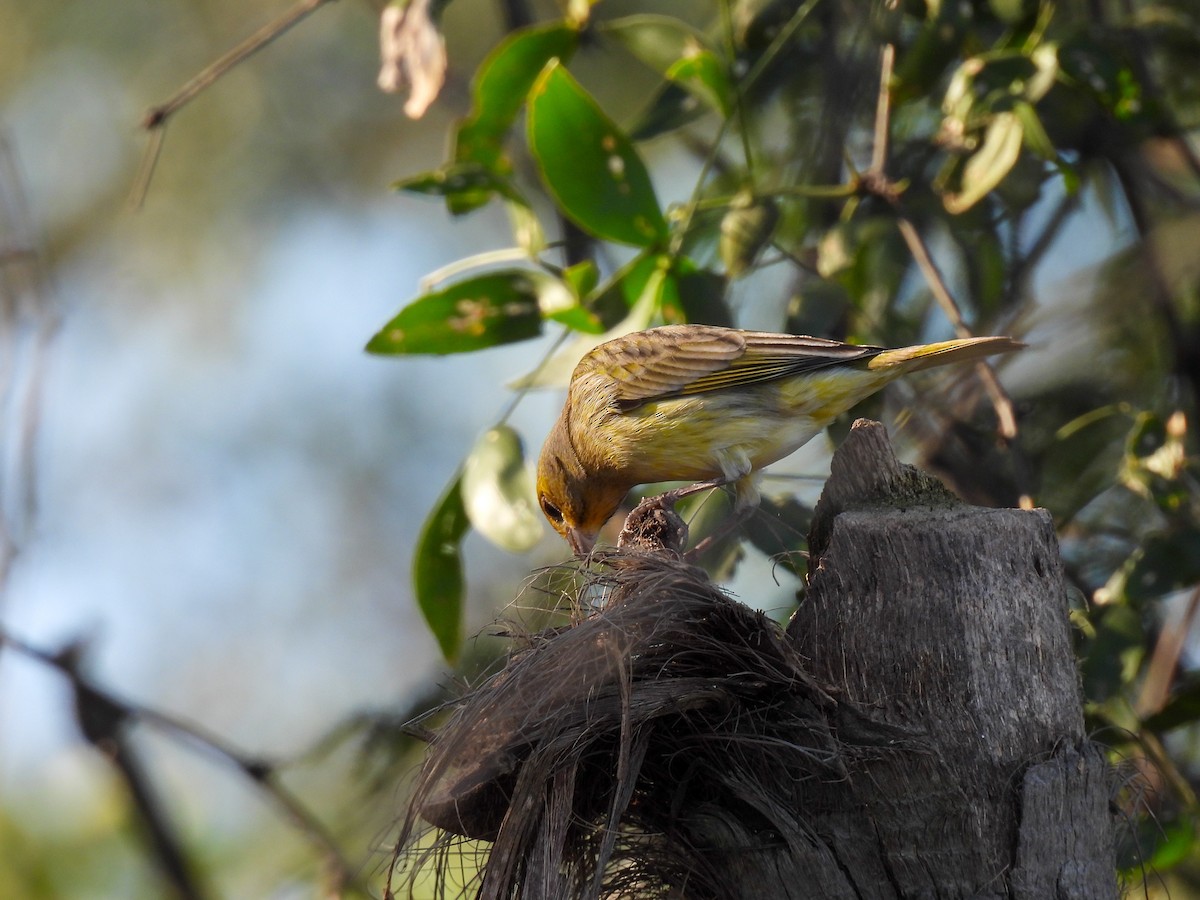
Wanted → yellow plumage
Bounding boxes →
[536,324,1023,554]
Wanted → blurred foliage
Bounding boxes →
[3,0,1200,895]
[364,0,1200,890]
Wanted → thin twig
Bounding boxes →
[720,0,757,179]
[108,737,209,900]
[1137,582,1200,719]
[0,138,58,604]
[670,0,821,256]
[131,0,339,205]
[869,43,894,176]
[863,31,1028,505]
[0,630,361,896]
[141,0,339,131]
[895,216,1020,441]
[127,124,167,211]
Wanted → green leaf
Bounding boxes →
[543,302,604,335]
[1142,818,1198,871]
[393,161,502,213]
[528,61,669,246]
[367,270,571,354]
[587,250,667,327]
[563,260,599,297]
[1123,530,1200,602]
[456,23,581,176]
[1079,602,1145,698]
[659,257,731,326]
[665,52,734,117]
[552,261,605,333]
[505,196,545,255]
[629,81,709,140]
[602,14,706,74]
[1012,101,1055,160]
[413,474,470,662]
[988,0,1033,24]
[509,253,667,390]
[394,161,535,219]
[719,193,780,277]
[602,14,733,116]
[462,426,544,553]
[944,111,1024,214]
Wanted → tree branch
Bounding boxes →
[0,630,360,897]
[0,138,59,605]
[130,0,340,206]
[862,31,1029,506]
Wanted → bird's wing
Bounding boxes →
[575,325,883,408]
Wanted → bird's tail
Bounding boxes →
[867,336,1025,372]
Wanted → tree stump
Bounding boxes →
[781,419,1115,898]
[392,419,1116,899]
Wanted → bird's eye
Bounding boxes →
[539,496,563,524]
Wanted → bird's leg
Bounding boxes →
[650,449,754,510]
[650,475,733,508]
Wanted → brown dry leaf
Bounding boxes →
[377,0,447,119]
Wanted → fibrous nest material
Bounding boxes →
[389,551,906,900]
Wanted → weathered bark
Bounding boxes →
[394,419,1116,899]
[777,419,1115,898]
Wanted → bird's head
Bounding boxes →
[536,417,629,556]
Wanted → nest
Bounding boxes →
[389,551,907,899]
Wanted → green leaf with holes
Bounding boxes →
[462,426,544,552]
[367,270,571,354]
[414,474,470,662]
[666,51,734,117]
[528,61,668,246]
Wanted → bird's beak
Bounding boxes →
[567,528,595,557]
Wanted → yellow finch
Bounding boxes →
[536,324,1023,554]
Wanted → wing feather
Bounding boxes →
[572,325,883,409]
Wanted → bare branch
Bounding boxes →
[0,137,59,605]
[860,33,1029,506]
[128,125,167,211]
[0,630,361,896]
[141,0,339,131]
[868,43,894,176]
[132,0,339,205]
[895,215,1020,442]
[1137,581,1200,719]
